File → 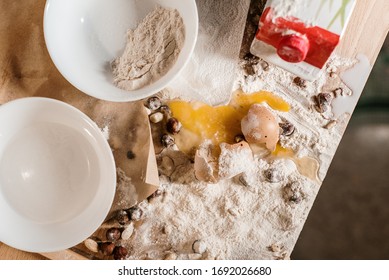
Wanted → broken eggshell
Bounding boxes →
[241,104,279,151]
[194,142,218,183]
[194,141,254,183]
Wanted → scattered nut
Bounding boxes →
[283,182,304,204]
[187,253,202,260]
[164,252,178,260]
[275,252,290,260]
[159,105,172,117]
[279,122,295,136]
[264,168,283,183]
[106,228,121,242]
[84,238,99,253]
[293,77,306,88]
[127,206,143,221]
[116,209,130,225]
[324,120,337,129]
[147,189,163,202]
[113,246,128,260]
[100,242,115,256]
[146,96,161,110]
[238,174,250,187]
[314,92,333,113]
[234,134,245,143]
[244,63,255,76]
[243,53,257,62]
[192,240,207,254]
[161,134,175,148]
[149,112,164,124]
[332,87,344,97]
[121,223,135,240]
[268,244,282,253]
[166,117,182,134]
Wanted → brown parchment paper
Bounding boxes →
[0,1,159,212]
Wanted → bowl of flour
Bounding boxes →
[44,0,198,102]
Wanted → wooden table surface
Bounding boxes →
[1,0,388,260]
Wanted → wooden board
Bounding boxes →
[0,0,388,260]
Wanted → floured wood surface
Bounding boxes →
[0,0,388,259]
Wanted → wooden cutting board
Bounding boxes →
[0,0,388,260]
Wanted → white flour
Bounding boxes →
[111,6,185,91]
[85,52,355,260]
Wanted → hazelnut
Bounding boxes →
[324,120,337,129]
[238,174,250,187]
[127,206,143,221]
[161,134,175,147]
[116,209,130,225]
[293,77,306,88]
[121,223,134,241]
[147,189,163,202]
[314,92,333,113]
[84,238,99,253]
[164,252,178,260]
[166,118,182,134]
[244,64,255,76]
[279,122,295,136]
[264,168,283,183]
[145,96,161,110]
[283,182,304,204]
[159,105,172,117]
[106,228,121,242]
[149,112,164,123]
[113,246,128,260]
[100,242,115,256]
[192,240,207,254]
[268,244,282,253]
[332,87,343,97]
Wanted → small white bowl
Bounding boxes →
[0,98,116,252]
[44,0,198,102]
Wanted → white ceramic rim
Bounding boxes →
[0,97,116,252]
[43,0,199,102]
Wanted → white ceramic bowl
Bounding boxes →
[0,98,116,252]
[44,0,198,102]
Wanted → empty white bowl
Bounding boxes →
[0,98,116,252]
[44,0,198,102]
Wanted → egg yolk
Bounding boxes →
[168,90,290,153]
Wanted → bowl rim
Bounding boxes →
[0,97,117,252]
[43,0,199,103]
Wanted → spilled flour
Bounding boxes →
[83,52,356,260]
[111,6,185,91]
[81,2,358,260]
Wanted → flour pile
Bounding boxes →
[111,6,185,91]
